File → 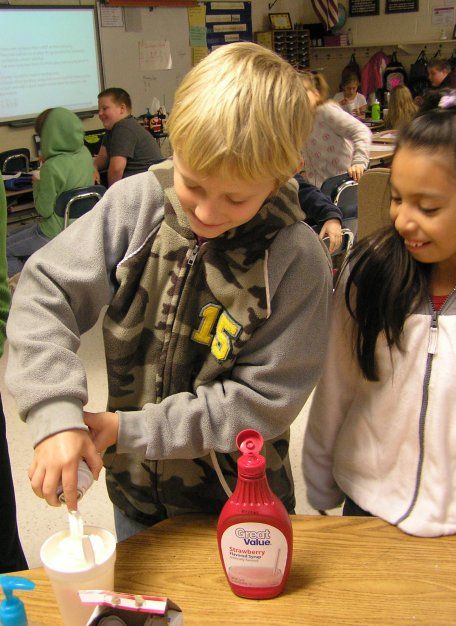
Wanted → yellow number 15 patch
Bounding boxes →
[191,303,242,362]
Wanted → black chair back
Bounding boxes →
[321,173,358,220]
[0,148,31,174]
[55,185,106,228]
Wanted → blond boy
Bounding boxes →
[6,43,332,540]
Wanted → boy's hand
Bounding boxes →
[348,164,364,182]
[83,411,119,453]
[319,219,343,254]
[93,167,101,184]
[28,430,102,511]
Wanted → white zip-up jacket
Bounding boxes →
[303,279,456,537]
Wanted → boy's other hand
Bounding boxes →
[93,167,101,184]
[319,219,342,254]
[83,411,119,453]
[348,164,364,182]
[28,430,102,511]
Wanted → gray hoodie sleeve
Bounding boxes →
[6,173,164,445]
[117,223,333,459]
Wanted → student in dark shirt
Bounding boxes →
[427,59,453,89]
[94,88,162,186]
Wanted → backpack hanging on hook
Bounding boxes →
[383,51,407,92]
[341,53,361,85]
[409,49,429,98]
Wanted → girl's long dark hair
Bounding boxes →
[346,90,456,381]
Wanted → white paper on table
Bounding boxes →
[370,144,395,152]
[139,40,172,71]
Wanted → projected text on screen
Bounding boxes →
[0,9,102,124]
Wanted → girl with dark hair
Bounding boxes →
[302,90,456,537]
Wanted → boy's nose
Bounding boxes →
[194,199,220,224]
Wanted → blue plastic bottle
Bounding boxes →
[0,576,35,626]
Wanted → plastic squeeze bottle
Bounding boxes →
[217,429,292,599]
[0,575,36,626]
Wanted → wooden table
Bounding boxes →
[369,145,395,166]
[14,515,456,626]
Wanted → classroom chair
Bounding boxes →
[320,173,358,219]
[357,168,391,240]
[55,185,106,229]
[322,228,355,288]
[0,148,31,174]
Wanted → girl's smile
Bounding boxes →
[390,147,456,276]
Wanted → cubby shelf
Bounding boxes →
[311,40,456,51]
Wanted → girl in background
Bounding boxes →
[383,85,418,130]
[334,73,367,118]
[302,92,456,537]
[301,73,371,188]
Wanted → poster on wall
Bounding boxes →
[205,1,252,50]
[431,6,454,23]
[386,0,418,13]
[349,0,379,16]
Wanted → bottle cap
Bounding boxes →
[57,460,94,504]
[0,575,35,626]
[236,429,264,455]
[236,429,266,479]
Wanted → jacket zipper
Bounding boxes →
[395,287,456,526]
[187,244,199,266]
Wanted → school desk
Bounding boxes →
[369,144,395,166]
[13,514,456,625]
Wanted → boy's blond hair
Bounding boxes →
[168,42,312,184]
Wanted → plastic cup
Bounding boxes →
[40,526,116,626]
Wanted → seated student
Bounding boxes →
[301,73,371,188]
[383,84,418,130]
[6,107,93,277]
[427,59,453,89]
[6,42,333,540]
[295,174,343,253]
[94,88,162,187]
[333,73,367,118]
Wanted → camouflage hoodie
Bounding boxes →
[102,160,309,523]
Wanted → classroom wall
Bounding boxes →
[1,0,454,155]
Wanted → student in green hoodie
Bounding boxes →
[6,107,93,277]
[0,184,28,572]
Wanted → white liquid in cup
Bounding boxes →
[40,526,116,626]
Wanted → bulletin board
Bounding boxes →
[349,0,380,16]
[205,1,252,50]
